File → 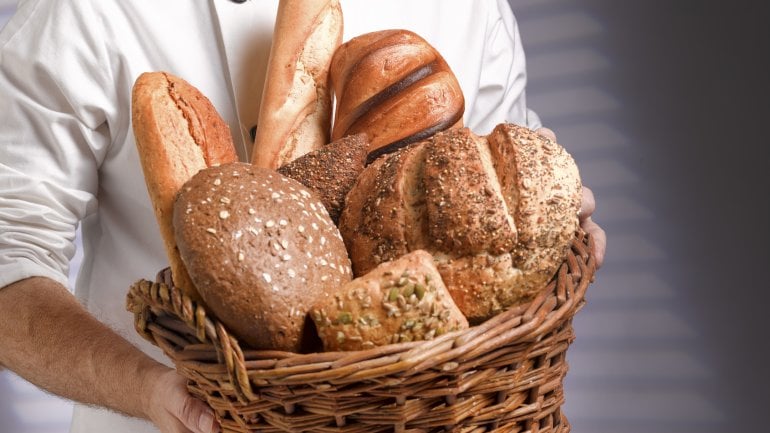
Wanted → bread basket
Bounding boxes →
[126,231,596,433]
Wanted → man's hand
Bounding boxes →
[578,186,606,268]
[537,127,606,268]
[142,367,220,433]
[0,277,220,433]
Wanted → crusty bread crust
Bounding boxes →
[310,250,468,351]
[330,30,464,162]
[174,163,352,351]
[277,133,368,225]
[251,0,343,169]
[340,124,581,322]
[131,71,238,301]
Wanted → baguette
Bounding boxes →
[251,0,343,169]
[131,71,238,301]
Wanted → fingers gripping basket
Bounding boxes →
[126,232,596,433]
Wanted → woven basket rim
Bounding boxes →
[127,231,596,405]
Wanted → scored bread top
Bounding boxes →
[330,29,464,162]
[339,124,581,322]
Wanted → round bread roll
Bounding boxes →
[310,250,468,352]
[174,162,352,351]
[339,123,582,323]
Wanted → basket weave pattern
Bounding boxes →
[127,232,596,433]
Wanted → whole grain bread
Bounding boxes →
[277,133,368,224]
[339,124,581,323]
[310,250,468,351]
[174,162,352,351]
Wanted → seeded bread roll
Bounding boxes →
[173,162,352,351]
[310,250,468,352]
[330,29,464,163]
[131,71,239,302]
[277,133,368,224]
[339,124,582,323]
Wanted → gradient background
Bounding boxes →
[1,0,768,432]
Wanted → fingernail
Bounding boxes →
[198,411,216,433]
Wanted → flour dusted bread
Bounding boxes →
[131,71,238,301]
[251,0,343,169]
[310,250,468,352]
[173,162,352,351]
[330,29,465,163]
[340,124,582,323]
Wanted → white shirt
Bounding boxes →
[0,1,540,432]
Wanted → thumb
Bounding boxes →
[177,394,220,433]
[535,127,557,141]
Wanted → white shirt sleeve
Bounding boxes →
[0,0,112,289]
[465,0,542,133]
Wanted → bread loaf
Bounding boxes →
[330,29,465,163]
[339,123,582,323]
[131,71,238,301]
[277,133,368,224]
[310,250,468,352]
[251,0,343,169]
[173,162,352,351]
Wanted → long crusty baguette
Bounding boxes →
[131,71,238,301]
[251,0,343,169]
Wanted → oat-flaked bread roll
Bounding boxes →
[131,71,239,302]
[339,124,582,323]
[330,29,465,163]
[251,0,343,169]
[277,133,368,224]
[173,162,352,351]
[310,250,468,352]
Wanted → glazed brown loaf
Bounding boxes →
[251,0,343,169]
[131,71,238,301]
[330,29,465,163]
[310,250,468,352]
[173,162,352,351]
[340,123,582,323]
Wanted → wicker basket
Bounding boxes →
[126,231,596,433]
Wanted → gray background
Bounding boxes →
[1,0,768,432]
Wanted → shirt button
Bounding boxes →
[230,0,248,3]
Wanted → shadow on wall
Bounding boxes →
[511,0,769,432]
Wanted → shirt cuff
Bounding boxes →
[0,259,70,291]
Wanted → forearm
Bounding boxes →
[0,276,167,419]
